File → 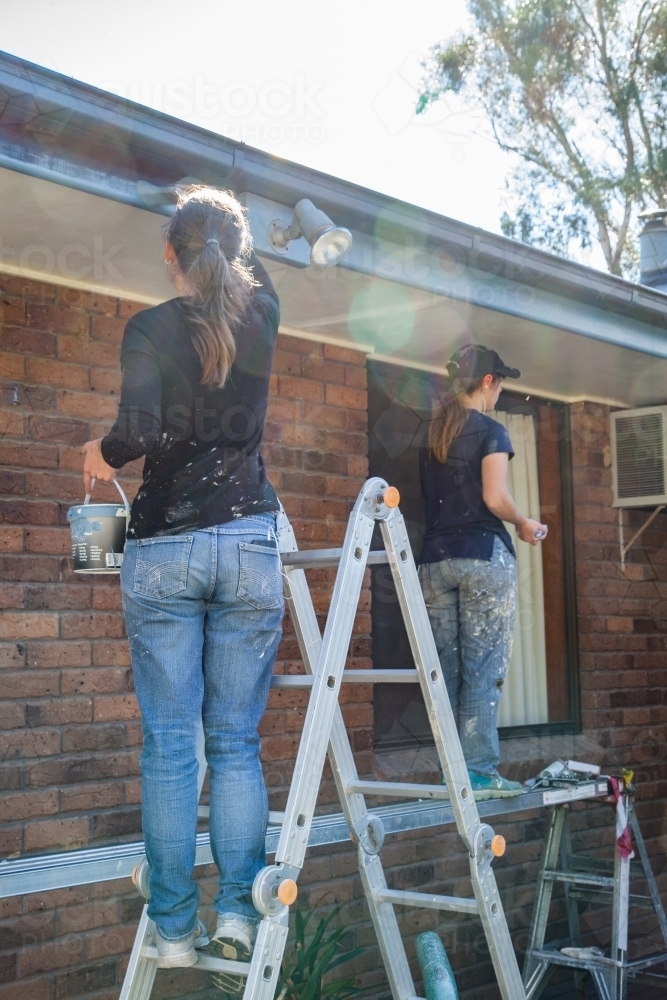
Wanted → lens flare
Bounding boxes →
[347,282,415,353]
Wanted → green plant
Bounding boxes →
[275,907,366,1000]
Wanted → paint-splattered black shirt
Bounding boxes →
[101,253,280,539]
[419,410,515,562]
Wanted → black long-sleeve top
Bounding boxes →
[101,253,280,539]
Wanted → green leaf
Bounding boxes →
[273,907,370,1000]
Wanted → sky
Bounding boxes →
[0,0,521,237]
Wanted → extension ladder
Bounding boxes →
[120,477,527,1000]
[523,794,667,1000]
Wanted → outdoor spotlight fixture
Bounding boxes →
[268,199,353,267]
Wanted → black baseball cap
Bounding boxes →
[446,344,521,380]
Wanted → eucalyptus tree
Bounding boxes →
[419,1,667,276]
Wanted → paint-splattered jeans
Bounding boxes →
[418,537,516,777]
[120,513,283,941]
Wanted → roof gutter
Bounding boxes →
[0,143,153,212]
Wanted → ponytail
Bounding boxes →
[166,186,255,388]
[428,375,498,463]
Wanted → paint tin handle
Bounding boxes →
[84,478,130,514]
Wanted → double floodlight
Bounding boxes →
[268,199,353,268]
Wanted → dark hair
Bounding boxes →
[428,375,501,463]
[166,186,255,388]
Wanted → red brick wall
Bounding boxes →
[0,277,144,861]
[2,278,667,1000]
[570,401,667,851]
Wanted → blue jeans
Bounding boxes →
[120,514,283,941]
[418,537,516,776]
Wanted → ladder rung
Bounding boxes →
[627,950,667,973]
[543,870,615,888]
[347,779,448,800]
[569,888,655,908]
[142,946,250,975]
[376,887,478,915]
[568,855,644,876]
[280,548,389,568]
[528,948,620,970]
[194,952,252,975]
[270,670,419,687]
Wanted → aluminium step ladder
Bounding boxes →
[523,794,667,1000]
[120,477,527,1000]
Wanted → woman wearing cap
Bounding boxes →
[419,344,547,799]
[80,187,282,982]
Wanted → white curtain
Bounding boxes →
[490,411,549,726]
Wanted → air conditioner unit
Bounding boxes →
[610,405,667,507]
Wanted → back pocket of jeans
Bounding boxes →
[133,536,193,599]
[237,540,283,610]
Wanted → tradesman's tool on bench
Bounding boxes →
[120,478,527,1000]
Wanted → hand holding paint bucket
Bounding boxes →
[67,479,131,574]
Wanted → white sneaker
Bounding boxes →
[155,918,209,969]
[209,914,257,994]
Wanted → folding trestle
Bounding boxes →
[119,477,527,1000]
[523,799,667,1000]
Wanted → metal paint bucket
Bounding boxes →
[67,478,131,574]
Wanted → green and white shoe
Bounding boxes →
[468,771,524,800]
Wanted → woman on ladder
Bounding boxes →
[419,344,547,799]
[80,186,283,988]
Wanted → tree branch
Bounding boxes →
[420,0,667,276]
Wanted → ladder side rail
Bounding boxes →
[522,806,567,998]
[559,811,582,949]
[379,508,527,1000]
[119,906,158,1000]
[276,506,417,1000]
[242,909,290,1000]
[471,852,528,1000]
[559,811,585,999]
[359,850,419,1000]
[590,969,613,1000]
[378,510,478,847]
[276,510,368,834]
[273,490,377,868]
[523,961,552,1000]
[628,801,667,947]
